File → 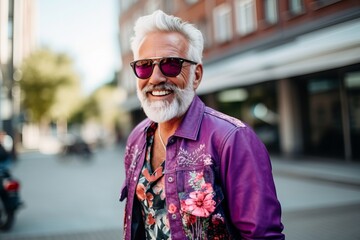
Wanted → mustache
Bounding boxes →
[142,83,178,93]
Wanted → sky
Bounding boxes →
[37,0,121,95]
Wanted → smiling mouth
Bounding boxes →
[150,90,172,96]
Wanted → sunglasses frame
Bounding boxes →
[130,57,197,79]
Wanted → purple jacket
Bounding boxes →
[120,96,284,239]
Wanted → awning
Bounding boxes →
[198,18,360,94]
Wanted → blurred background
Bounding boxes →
[0,0,360,239]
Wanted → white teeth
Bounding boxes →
[152,90,170,96]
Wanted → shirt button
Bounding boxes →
[171,213,177,219]
[133,177,137,181]
[168,176,174,183]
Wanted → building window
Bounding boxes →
[235,0,257,36]
[185,0,198,4]
[213,4,233,43]
[264,0,278,25]
[197,20,211,49]
[289,0,304,15]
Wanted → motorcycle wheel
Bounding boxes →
[0,200,15,231]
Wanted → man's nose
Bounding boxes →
[148,64,166,85]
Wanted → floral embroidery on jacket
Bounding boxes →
[125,144,141,172]
[175,144,231,239]
[207,108,246,128]
[177,144,213,168]
[179,170,230,239]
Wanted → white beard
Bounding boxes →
[137,75,195,123]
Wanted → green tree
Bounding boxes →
[68,96,99,126]
[68,71,131,142]
[20,48,81,124]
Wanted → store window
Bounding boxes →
[345,71,360,160]
[235,0,257,36]
[215,82,279,152]
[213,4,233,43]
[264,0,278,25]
[305,75,344,158]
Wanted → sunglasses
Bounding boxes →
[130,57,197,79]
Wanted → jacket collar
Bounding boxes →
[174,95,204,141]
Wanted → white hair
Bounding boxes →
[130,10,204,63]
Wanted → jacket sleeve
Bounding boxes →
[119,146,129,202]
[120,129,142,202]
[120,137,134,202]
[220,126,285,239]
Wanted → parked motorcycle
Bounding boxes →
[0,167,22,231]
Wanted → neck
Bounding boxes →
[157,116,183,141]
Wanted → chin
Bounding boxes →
[143,101,180,123]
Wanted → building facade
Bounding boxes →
[0,0,36,154]
[119,0,360,161]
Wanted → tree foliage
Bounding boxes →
[20,48,81,123]
[68,96,99,125]
[68,72,119,126]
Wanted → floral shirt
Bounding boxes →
[136,123,171,239]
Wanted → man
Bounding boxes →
[120,10,284,240]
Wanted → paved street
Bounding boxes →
[0,145,125,240]
[1,145,360,240]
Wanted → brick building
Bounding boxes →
[118,0,360,161]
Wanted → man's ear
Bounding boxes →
[193,64,203,90]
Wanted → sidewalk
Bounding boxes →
[271,155,360,240]
[271,155,360,187]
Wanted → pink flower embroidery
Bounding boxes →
[201,183,213,193]
[168,203,177,214]
[194,172,204,182]
[181,189,216,217]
